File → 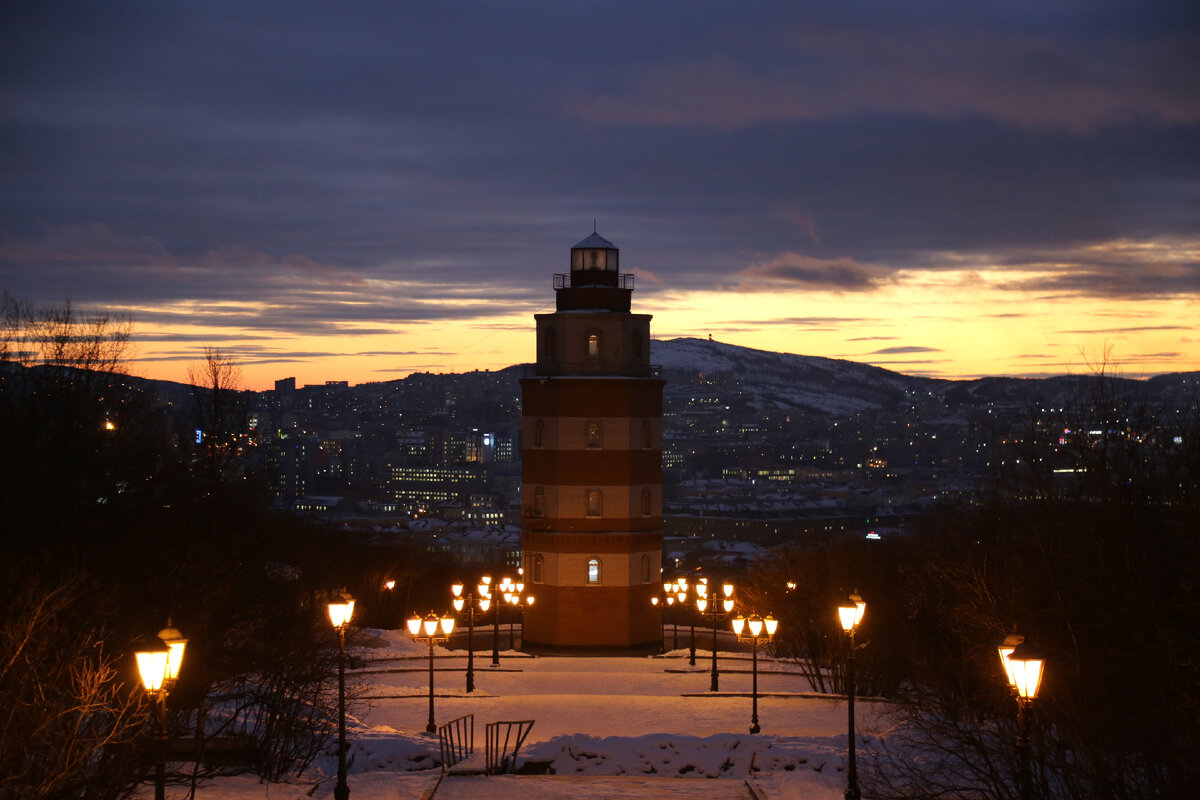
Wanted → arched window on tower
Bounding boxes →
[642,420,653,449]
[585,488,602,517]
[534,419,544,448]
[641,488,652,516]
[640,554,651,583]
[587,421,602,449]
[533,486,545,516]
[587,332,600,358]
[533,554,544,583]
[587,557,601,585]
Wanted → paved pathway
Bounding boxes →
[428,774,757,799]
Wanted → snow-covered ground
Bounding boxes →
[138,628,886,799]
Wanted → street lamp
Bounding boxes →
[406,611,456,735]
[327,592,355,800]
[136,621,187,800]
[731,612,778,734]
[451,581,492,693]
[697,582,735,691]
[502,581,534,649]
[838,593,866,800]
[1000,636,1046,800]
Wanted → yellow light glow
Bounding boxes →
[136,649,169,693]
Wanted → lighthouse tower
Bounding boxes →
[520,233,664,649]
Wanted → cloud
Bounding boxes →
[566,26,1200,134]
[733,254,891,292]
[869,346,942,355]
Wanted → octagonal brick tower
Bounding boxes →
[520,233,664,649]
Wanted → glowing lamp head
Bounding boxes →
[440,615,455,636]
[850,593,866,627]
[731,615,746,635]
[838,605,859,632]
[136,644,170,693]
[1007,640,1046,700]
[453,596,465,612]
[697,597,708,613]
[156,622,187,684]
[328,594,355,629]
[722,583,734,598]
[451,582,464,597]
[764,616,778,637]
[722,597,735,613]
[998,631,1026,689]
[406,615,422,636]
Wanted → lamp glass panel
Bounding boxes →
[1010,657,1045,699]
[136,650,169,692]
[838,605,858,631]
[423,617,437,636]
[164,641,186,682]
[732,617,746,635]
[765,616,779,636]
[748,618,764,636]
[723,597,735,613]
[441,616,455,635]
[451,583,463,597]
[998,645,1019,687]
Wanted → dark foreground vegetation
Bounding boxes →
[0,296,448,799]
[746,363,1200,799]
[2,294,1197,799]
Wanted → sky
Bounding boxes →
[3,1,1198,390]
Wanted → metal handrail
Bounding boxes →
[553,273,635,290]
[438,713,474,773]
[485,720,535,774]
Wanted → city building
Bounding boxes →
[520,233,665,649]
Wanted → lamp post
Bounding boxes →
[451,582,491,693]
[670,577,699,666]
[327,592,355,800]
[698,582,735,692]
[838,593,867,800]
[731,612,778,734]
[1000,636,1046,800]
[406,611,456,735]
[482,575,512,667]
[135,621,188,800]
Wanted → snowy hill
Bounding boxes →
[652,337,948,416]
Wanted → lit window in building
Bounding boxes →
[587,421,602,448]
[586,488,602,517]
[587,557,601,584]
[587,332,600,358]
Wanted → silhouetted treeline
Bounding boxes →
[0,296,436,799]
[752,364,1199,799]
